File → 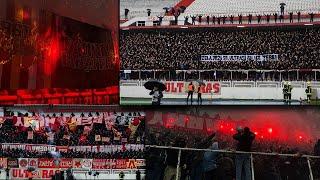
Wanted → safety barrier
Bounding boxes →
[145,145,320,180]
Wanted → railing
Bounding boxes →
[120,69,320,82]
[146,145,320,180]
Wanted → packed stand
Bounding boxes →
[146,125,320,180]
[121,26,320,71]
[0,111,145,146]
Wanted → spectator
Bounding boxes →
[233,127,255,180]
[309,12,315,22]
[199,15,202,24]
[248,14,252,24]
[147,9,151,17]
[212,15,216,24]
[230,15,234,24]
[297,11,301,22]
[157,16,163,25]
[120,26,320,71]
[289,12,293,23]
[239,14,243,24]
[280,4,285,15]
[163,139,186,180]
[206,15,210,25]
[217,17,221,25]
[273,13,278,23]
[191,15,196,25]
[222,16,226,24]
[124,9,129,19]
[266,14,270,23]
[184,16,189,25]
[257,14,262,24]
[203,133,219,180]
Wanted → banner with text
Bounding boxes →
[0,143,144,153]
[200,54,278,62]
[164,81,221,95]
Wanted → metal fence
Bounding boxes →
[146,145,320,180]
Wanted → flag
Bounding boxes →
[81,117,92,126]
[113,128,121,141]
[92,116,103,124]
[101,137,110,142]
[14,117,24,127]
[121,138,127,143]
[67,118,77,132]
[27,131,33,140]
[95,135,101,141]
[63,135,70,140]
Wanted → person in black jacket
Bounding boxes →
[289,12,293,23]
[163,139,186,180]
[233,127,255,180]
[309,12,315,22]
[239,14,243,24]
[266,14,270,23]
[191,15,196,25]
[273,13,278,23]
[248,14,252,24]
[124,9,129,19]
[257,14,262,24]
[230,15,234,24]
[199,15,203,24]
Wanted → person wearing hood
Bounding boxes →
[233,127,255,180]
[203,133,220,180]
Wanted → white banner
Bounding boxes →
[200,54,278,62]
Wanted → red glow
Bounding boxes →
[220,125,224,129]
[230,128,234,132]
[81,48,85,54]
[268,128,273,133]
[254,131,258,135]
[299,135,303,140]
[22,10,30,21]
[43,32,62,76]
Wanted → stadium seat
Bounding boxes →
[40,88,64,104]
[80,89,93,104]
[63,89,81,104]
[0,90,18,104]
[120,0,180,18]
[185,0,320,16]
[16,89,43,104]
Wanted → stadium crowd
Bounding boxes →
[146,126,320,180]
[121,26,320,71]
[0,112,145,146]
